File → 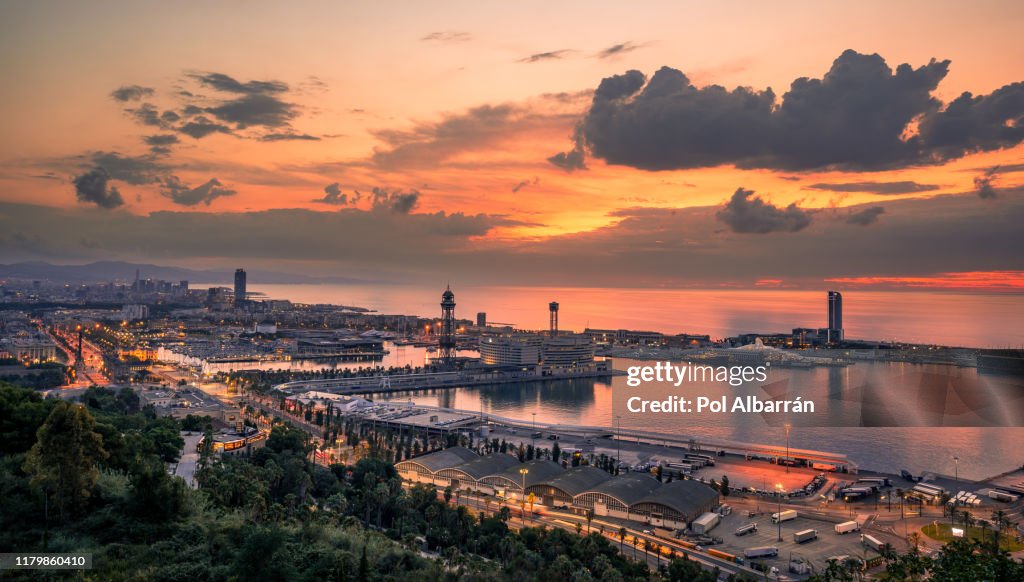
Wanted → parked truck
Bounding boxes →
[734,523,758,536]
[744,546,779,559]
[834,520,860,534]
[707,548,743,564]
[794,529,818,544]
[691,511,721,535]
[861,534,887,552]
[989,490,1021,503]
[771,510,798,523]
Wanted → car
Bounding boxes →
[642,529,653,535]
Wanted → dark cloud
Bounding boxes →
[3,189,1022,287]
[159,176,236,206]
[420,31,472,43]
[845,206,886,226]
[72,168,124,209]
[716,188,812,233]
[161,110,181,123]
[974,167,999,199]
[512,177,539,192]
[178,116,232,139]
[260,132,320,142]
[314,182,350,205]
[189,72,288,95]
[596,41,646,59]
[520,50,574,63]
[144,134,180,147]
[205,93,297,129]
[562,50,1024,172]
[808,181,940,195]
[125,103,165,127]
[89,151,167,185]
[547,148,586,171]
[370,187,420,214]
[110,85,155,102]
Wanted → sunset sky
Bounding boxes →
[1,0,1022,289]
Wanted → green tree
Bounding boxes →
[24,401,108,520]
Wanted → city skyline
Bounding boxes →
[1,1,1023,289]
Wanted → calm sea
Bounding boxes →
[199,282,1024,348]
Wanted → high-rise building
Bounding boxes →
[476,312,487,327]
[827,290,843,343]
[234,269,247,307]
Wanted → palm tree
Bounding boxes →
[618,527,627,553]
[585,508,595,533]
[632,535,640,559]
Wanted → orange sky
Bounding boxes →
[1,1,1023,289]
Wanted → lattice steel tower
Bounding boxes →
[439,285,457,366]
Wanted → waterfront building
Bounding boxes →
[234,268,247,307]
[541,334,595,370]
[630,480,721,530]
[828,290,844,343]
[476,312,486,327]
[478,334,542,366]
[573,471,662,521]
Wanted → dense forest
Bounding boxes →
[1,382,1021,581]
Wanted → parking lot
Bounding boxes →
[704,509,896,573]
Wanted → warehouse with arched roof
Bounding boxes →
[395,446,479,484]
[629,479,720,529]
[479,459,565,495]
[574,471,662,519]
[525,465,613,506]
[434,453,521,489]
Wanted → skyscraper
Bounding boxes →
[234,268,247,307]
[476,312,487,327]
[827,290,843,343]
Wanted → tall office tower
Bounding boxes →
[827,290,844,343]
[179,280,189,292]
[549,301,559,337]
[476,312,487,327]
[234,268,247,307]
[439,286,457,366]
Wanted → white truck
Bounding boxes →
[771,509,798,523]
[834,520,860,534]
[862,534,887,552]
[794,529,818,544]
[691,511,721,535]
[744,546,779,559]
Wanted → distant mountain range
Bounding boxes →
[0,261,371,285]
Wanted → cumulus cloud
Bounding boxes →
[520,50,574,63]
[159,176,236,206]
[845,206,886,226]
[974,167,999,199]
[370,187,420,214]
[205,93,296,129]
[807,181,940,195]
[314,182,350,205]
[110,85,155,102]
[716,188,812,233]
[73,168,124,209]
[561,50,1024,172]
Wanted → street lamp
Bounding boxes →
[519,467,529,520]
[532,412,537,448]
[784,423,791,474]
[616,415,622,469]
[776,483,784,542]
